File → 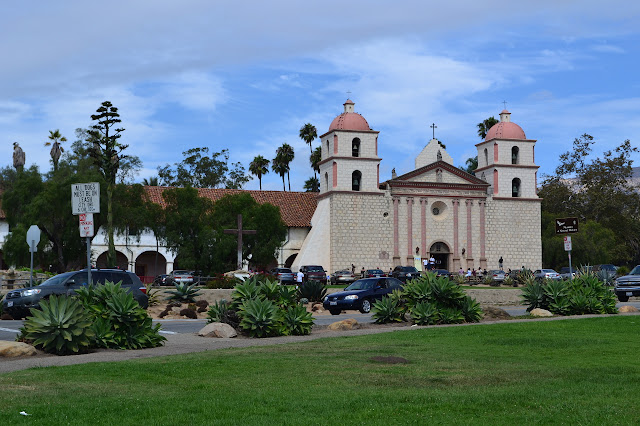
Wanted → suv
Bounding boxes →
[299,265,326,282]
[2,269,149,319]
[614,265,640,302]
[270,267,295,285]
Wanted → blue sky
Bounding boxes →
[3,1,640,191]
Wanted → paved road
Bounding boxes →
[2,301,639,341]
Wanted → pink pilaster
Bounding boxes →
[393,197,400,261]
[493,142,499,162]
[493,169,499,194]
[453,199,459,256]
[407,198,414,258]
[420,198,427,257]
[479,200,487,268]
[466,199,473,260]
[332,162,337,188]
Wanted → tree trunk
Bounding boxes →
[107,182,116,267]
[281,175,285,191]
[287,172,291,191]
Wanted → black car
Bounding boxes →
[2,269,149,319]
[391,265,420,282]
[364,269,386,278]
[322,277,403,315]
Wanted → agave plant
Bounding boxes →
[438,307,465,324]
[21,295,94,355]
[459,296,483,323]
[281,304,313,335]
[410,301,439,325]
[231,279,261,308]
[207,300,230,323]
[238,298,282,338]
[372,296,405,324]
[258,279,281,302]
[165,282,202,304]
[521,281,547,311]
[297,280,327,303]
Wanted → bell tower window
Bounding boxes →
[512,178,521,197]
[512,146,519,164]
[352,138,360,157]
[324,172,329,191]
[352,170,362,191]
[484,148,488,166]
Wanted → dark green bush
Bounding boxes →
[372,297,405,324]
[297,280,327,303]
[238,298,282,338]
[204,275,241,289]
[281,304,313,335]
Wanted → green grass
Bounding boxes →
[2,317,640,424]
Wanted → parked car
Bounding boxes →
[391,266,420,282]
[169,270,194,284]
[322,277,404,314]
[299,265,326,282]
[614,265,640,302]
[153,274,171,286]
[330,270,356,285]
[558,267,576,280]
[2,269,149,319]
[270,267,295,285]
[364,269,386,278]
[488,270,506,282]
[533,269,561,281]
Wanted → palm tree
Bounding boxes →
[477,116,499,140]
[464,156,478,175]
[249,155,270,190]
[299,123,317,178]
[271,154,288,191]
[303,176,319,192]
[45,129,67,171]
[142,176,159,186]
[310,146,321,176]
[276,143,295,191]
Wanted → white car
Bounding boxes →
[169,270,194,284]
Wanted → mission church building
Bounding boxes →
[292,100,542,273]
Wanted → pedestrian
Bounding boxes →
[351,263,355,274]
[422,257,429,271]
[499,256,504,270]
[361,267,365,278]
[296,270,304,285]
[458,267,464,275]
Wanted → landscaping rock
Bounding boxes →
[328,318,360,331]
[198,322,237,338]
[0,341,38,357]
[530,308,553,317]
[619,305,639,313]
[311,303,324,313]
[482,306,511,320]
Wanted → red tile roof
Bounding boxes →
[144,186,317,227]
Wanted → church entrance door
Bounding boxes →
[429,242,450,271]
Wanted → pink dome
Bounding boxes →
[485,110,526,140]
[328,113,371,132]
[328,99,371,132]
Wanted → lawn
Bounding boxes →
[1,316,639,425]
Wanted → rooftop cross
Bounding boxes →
[430,123,437,139]
[502,100,508,109]
[223,214,257,270]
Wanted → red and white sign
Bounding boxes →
[79,213,95,237]
[564,236,572,251]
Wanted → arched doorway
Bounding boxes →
[135,251,167,282]
[96,251,129,270]
[284,253,297,268]
[429,242,450,271]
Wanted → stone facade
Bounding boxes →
[293,101,542,274]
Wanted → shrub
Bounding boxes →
[281,304,313,335]
[617,266,630,276]
[371,297,405,324]
[165,283,202,304]
[195,300,209,309]
[410,301,439,325]
[297,280,327,303]
[204,275,241,289]
[459,296,483,322]
[503,276,516,287]
[145,284,163,307]
[231,279,261,308]
[238,298,282,338]
[19,295,94,355]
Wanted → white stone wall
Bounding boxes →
[277,227,310,266]
[411,169,470,184]
[496,140,535,166]
[485,198,542,271]
[329,193,393,273]
[496,167,538,198]
[415,139,453,169]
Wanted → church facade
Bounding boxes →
[293,100,542,273]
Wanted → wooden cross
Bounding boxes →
[430,123,437,139]
[223,214,257,270]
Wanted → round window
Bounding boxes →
[430,201,448,221]
[432,207,440,215]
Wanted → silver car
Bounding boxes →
[533,269,561,281]
[488,270,506,282]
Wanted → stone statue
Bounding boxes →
[391,168,397,179]
[12,142,25,172]
[437,150,442,161]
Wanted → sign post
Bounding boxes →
[26,225,41,287]
[557,218,579,278]
[72,183,100,285]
